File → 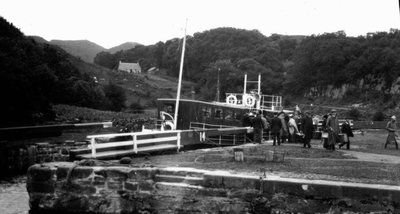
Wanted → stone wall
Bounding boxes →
[27,162,400,213]
[0,141,87,177]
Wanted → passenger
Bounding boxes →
[279,112,289,143]
[270,112,282,146]
[339,118,354,150]
[261,112,270,141]
[242,112,252,127]
[326,109,341,151]
[321,114,329,148]
[251,111,265,144]
[288,114,299,143]
[385,115,398,149]
[312,114,320,132]
[301,111,314,148]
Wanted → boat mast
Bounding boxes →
[173,19,187,130]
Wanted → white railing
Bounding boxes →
[224,93,282,111]
[189,122,235,129]
[87,130,182,158]
[260,95,282,111]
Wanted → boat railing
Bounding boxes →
[86,130,182,158]
[189,122,235,130]
[225,93,283,111]
[260,95,283,111]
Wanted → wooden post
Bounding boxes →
[177,132,181,152]
[133,135,138,154]
[90,138,96,158]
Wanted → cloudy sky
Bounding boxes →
[1,0,399,48]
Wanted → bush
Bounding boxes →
[372,111,385,121]
[346,108,361,120]
[129,102,144,113]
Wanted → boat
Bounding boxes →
[156,73,289,131]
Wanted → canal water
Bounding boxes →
[0,176,29,214]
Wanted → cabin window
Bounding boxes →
[224,109,233,120]
[202,106,211,118]
[214,108,223,119]
[235,111,243,120]
[163,104,174,113]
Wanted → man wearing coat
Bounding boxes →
[326,109,341,151]
[339,118,354,150]
[301,111,314,148]
[251,111,265,144]
[385,115,398,149]
[270,112,282,146]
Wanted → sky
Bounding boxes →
[1,0,399,49]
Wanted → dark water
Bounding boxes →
[0,176,29,214]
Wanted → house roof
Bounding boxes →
[118,61,141,71]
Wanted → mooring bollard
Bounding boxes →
[233,148,244,162]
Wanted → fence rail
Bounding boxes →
[87,130,182,158]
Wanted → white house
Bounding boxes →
[117,61,141,74]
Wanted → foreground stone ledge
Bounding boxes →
[27,162,400,213]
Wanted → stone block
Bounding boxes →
[203,173,224,188]
[139,179,155,191]
[264,180,305,197]
[56,166,72,180]
[198,188,228,197]
[93,175,106,185]
[107,181,123,190]
[68,182,97,195]
[28,165,55,182]
[27,181,55,193]
[222,175,261,190]
[228,189,259,200]
[71,167,94,180]
[125,181,138,191]
[128,168,159,180]
[105,167,129,182]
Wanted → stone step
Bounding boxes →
[158,167,207,178]
[155,174,204,186]
[155,182,229,198]
[75,144,179,159]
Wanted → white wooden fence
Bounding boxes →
[87,130,182,158]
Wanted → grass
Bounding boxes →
[350,129,400,156]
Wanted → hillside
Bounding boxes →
[50,39,106,63]
[104,71,195,111]
[108,42,141,54]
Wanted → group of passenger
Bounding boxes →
[243,108,355,150]
[243,109,316,148]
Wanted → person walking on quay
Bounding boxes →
[251,111,265,144]
[339,118,354,150]
[288,114,299,143]
[385,115,398,149]
[279,112,289,143]
[270,112,282,146]
[301,111,314,148]
[326,109,341,151]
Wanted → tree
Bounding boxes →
[103,83,127,111]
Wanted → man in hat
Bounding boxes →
[251,111,265,144]
[385,115,398,149]
[301,111,314,148]
[270,112,282,146]
[325,109,341,150]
